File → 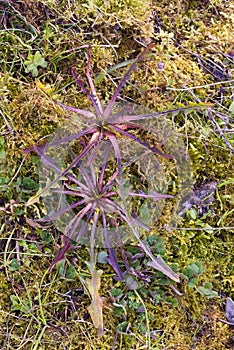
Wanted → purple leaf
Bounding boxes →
[103,43,154,119]
[107,133,122,179]
[110,124,174,159]
[125,275,140,290]
[102,211,124,281]
[43,127,98,147]
[113,106,201,123]
[106,249,124,282]
[226,297,234,325]
[49,235,74,273]
[37,199,87,223]
[71,68,102,117]
[64,202,93,240]
[26,136,97,206]
[146,255,180,282]
[98,142,112,191]
[129,190,173,200]
[55,99,96,118]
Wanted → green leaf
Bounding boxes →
[203,281,213,289]
[22,177,38,190]
[97,251,108,264]
[229,100,234,114]
[65,265,76,279]
[111,288,122,298]
[33,51,47,67]
[139,203,150,222]
[0,148,6,160]
[189,208,197,220]
[187,277,198,288]
[116,321,129,332]
[164,296,178,307]
[9,259,21,271]
[24,51,47,77]
[31,67,39,77]
[58,260,66,276]
[0,176,9,185]
[40,231,53,243]
[94,71,106,84]
[182,262,205,279]
[113,305,125,317]
[197,285,218,298]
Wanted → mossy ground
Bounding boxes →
[0,0,234,349]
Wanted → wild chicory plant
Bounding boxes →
[25,138,177,335]
[23,43,201,334]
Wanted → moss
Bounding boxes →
[0,0,234,348]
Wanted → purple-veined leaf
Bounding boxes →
[85,46,103,116]
[112,106,202,123]
[103,43,154,119]
[125,275,141,290]
[115,198,180,282]
[78,163,98,192]
[101,169,118,194]
[98,142,112,192]
[64,202,93,240]
[35,198,87,223]
[42,127,98,147]
[226,297,234,325]
[146,255,180,282]
[102,211,124,281]
[103,196,151,231]
[129,216,152,231]
[107,133,122,179]
[49,235,74,273]
[105,249,124,282]
[26,217,50,228]
[110,124,174,159]
[129,190,173,200]
[71,67,103,117]
[25,134,98,206]
[70,208,94,245]
[55,99,96,119]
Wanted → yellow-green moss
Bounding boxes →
[0,0,234,348]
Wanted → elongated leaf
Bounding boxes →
[226,297,234,324]
[129,190,173,200]
[86,269,104,336]
[103,43,154,119]
[117,201,180,282]
[25,138,96,206]
[147,255,180,282]
[49,235,73,273]
[110,124,174,159]
[112,106,202,123]
[55,99,95,118]
[72,67,102,117]
[106,249,124,282]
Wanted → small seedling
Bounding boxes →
[196,282,218,298]
[182,261,218,298]
[24,51,48,77]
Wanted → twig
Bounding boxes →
[166,79,234,91]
